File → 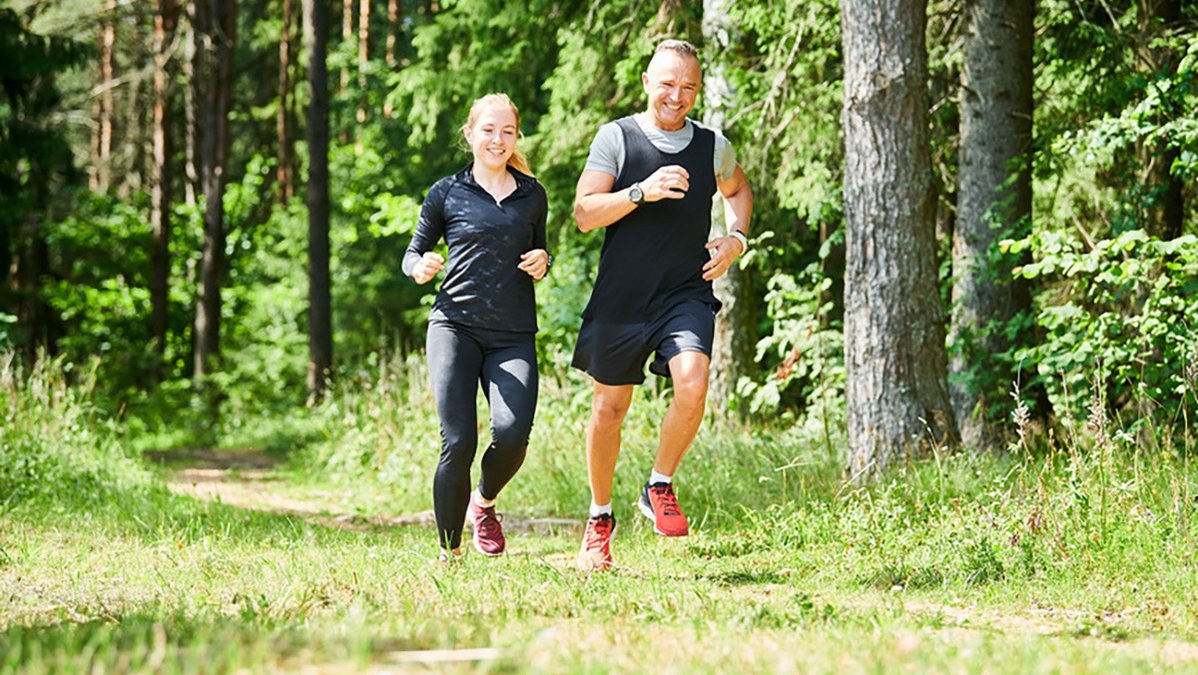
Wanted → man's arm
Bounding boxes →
[701,164,753,281]
[573,166,694,233]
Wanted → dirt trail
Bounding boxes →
[146,447,582,534]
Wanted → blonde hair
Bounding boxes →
[460,93,534,177]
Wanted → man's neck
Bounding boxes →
[638,111,688,132]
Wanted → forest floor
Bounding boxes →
[5,445,1196,673]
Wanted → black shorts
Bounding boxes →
[571,301,717,386]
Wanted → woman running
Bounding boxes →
[403,93,550,564]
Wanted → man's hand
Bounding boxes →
[640,165,690,202]
[518,248,550,280]
[702,235,744,281]
[411,251,445,284]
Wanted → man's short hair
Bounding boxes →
[655,39,699,61]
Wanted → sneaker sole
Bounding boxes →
[637,497,688,537]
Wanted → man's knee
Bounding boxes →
[591,386,633,428]
[670,354,710,412]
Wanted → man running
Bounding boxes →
[571,39,753,571]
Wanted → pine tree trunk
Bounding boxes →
[702,0,755,418]
[92,0,117,193]
[950,0,1035,450]
[150,0,180,383]
[193,0,237,383]
[183,0,201,206]
[278,0,294,204]
[383,0,398,117]
[842,0,957,481]
[357,0,370,125]
[305,0,333,399]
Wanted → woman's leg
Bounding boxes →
[477,333,538,500]
[426,320,484,551]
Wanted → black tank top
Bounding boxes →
[581,117,719,322]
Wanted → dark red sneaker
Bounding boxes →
[576,513,616,571]
[638,482,689,536]
[467,499,505,556]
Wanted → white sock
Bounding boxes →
[590,502,613,518]
[649,470,672,485]
[473,490,496,508]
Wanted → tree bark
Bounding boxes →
[702,0,755,418]
[193,0,237,383]
[1137,0,1183,241]
[183,0,201,206]
[150,0,180,383]
[357,0,370,125]
[949,0,1035,450]
[91,0,117,193]
[383,0,399,117]
[842,0,957,481]
[305,0,333,399]
[277,0,295,204]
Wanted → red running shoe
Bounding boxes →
[576,513,616,571]
[467,499,506,556]
[638,482,689,536]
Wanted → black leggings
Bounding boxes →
[426,318,538,550]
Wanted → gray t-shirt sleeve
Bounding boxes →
[583,122,625,178]
[713,130,737,182]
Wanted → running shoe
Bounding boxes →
[576,513,616,571]
[467,499,506,556]
[638,481,689,536]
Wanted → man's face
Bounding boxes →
[642,51,702,132]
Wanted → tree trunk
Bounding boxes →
[193,0,237,383]
[1137,0,1183,241]
[702,0,755,418]
[183,0,201,206]
[150,0,180,383]
[277,0,295,204]
[383,0,399,117]
[92,0,117,193]
[13,213,56,360]
[841,0,957,481]
[949,0,1035,450]
[305,0,333,399]
[357,0,370,125]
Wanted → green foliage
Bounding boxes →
[0,354,152,508]
[1006,230,1198,430]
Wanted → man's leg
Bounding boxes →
[586,381,634,505]
[653,350,710,475]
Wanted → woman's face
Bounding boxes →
[465,104,518,172]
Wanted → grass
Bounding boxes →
[4,354,1198,672]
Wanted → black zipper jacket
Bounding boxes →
[403,164,548,333]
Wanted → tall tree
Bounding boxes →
[383,0,399,117]
[305,0,333,398]
[91,0,117,193]
[150,0,180,382]
[949,0,1035,449]
[703,0,755,416]
[183,0,200,206]
[277,0,295,204]
[193,0,237,382]
[357,0,370,125]
[841,0,957,480]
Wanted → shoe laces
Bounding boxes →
[585,515,613,548]
[475,506,503,537]
[649,484,681,516]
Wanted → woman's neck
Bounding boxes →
[472,162,515,201]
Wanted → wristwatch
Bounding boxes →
[628,182,645,204]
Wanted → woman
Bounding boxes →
[403,93,550,564]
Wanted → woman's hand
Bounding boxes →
[411,252,445,284]
[518,249,550,281]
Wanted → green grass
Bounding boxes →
[4,355,1198,672]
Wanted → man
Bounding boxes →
[572,39,753,571]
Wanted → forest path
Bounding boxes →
[145,446,582,534]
